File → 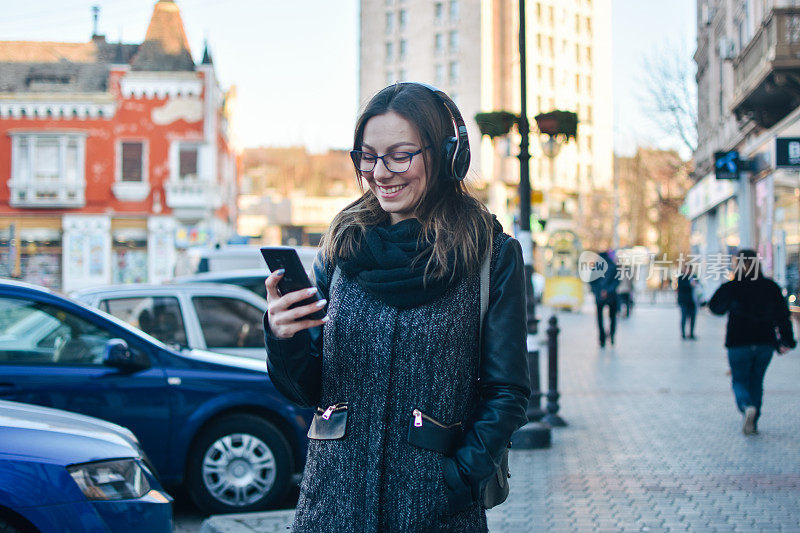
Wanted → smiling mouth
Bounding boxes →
[377,184,407,195]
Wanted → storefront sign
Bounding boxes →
[684,172,736,220]
[714,151,740,180]
[776,137,800,168]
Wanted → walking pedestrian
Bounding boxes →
[589,251,619,347]
[617,265,633,318]
[708,249,795,435]
[676,264,698,339]
[264,82,530,531]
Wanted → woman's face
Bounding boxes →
[361,111,429,224]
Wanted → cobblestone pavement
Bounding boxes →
[487,304,800,532]
[200,304,800,532]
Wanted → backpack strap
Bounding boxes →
[331,265,341,292]
[478,249,491,357]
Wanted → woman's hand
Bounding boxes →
[265,271,329,339]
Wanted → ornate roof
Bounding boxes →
[131,0,195,71]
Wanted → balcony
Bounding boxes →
[732,7,800,128]
[164,177,222,214]
[8,179,85,208]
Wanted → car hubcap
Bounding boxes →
[202,433,276,507]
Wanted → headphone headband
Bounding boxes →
[397,82,471,181]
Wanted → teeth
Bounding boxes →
[380,184,406,194]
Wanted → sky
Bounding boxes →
[0,0,695,155]
[611,0,697,158]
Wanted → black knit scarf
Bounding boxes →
[338,218,459,309]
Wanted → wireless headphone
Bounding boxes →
[398,82,471,182]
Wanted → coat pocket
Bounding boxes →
[407,408,463,456]
[307,402,349,440]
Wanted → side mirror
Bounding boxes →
[103,339,148,371]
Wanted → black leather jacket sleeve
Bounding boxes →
[442,237,531,511]
[263,252,329,408]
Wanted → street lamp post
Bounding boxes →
[517,0,537,336]
[510,0,552,450]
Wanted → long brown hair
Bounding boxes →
[320,83,494,281]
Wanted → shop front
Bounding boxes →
[754,170,800,299]
[0,217,63,290]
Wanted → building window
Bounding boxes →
[399,9,407,30]
[386,41,395,62]
[587,46,592,64]
[449,30,459,53]
[449,61,460,84]
[9,133,86,207]
[586,17,592,35]
[548,67,554,87]
[435,64,445,85]
[179,146,198,179]
[449,0,459,22]
[536,2,542,21]
[386,11,394,32]
[537,64,542,78]
[435,33,444,54]
[576,14,581,33]
[586,75,592,93]
[576,44,581,62]
[548,5,554,24]
[435,2,444,24]
[537,34,542,52]
[575,74,581,92]
[399,39,407,60]
[548,36,554,57]
[121,142,144,182]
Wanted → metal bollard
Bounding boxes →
[542,315,567,427]
[512,335,552,449]
[526,347,545,422]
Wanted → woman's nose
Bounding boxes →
[372,157,394,180]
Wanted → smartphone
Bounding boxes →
[260,247,326,320]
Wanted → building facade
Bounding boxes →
[359,0,613,246]
[238,147,361,246]
[691,0,800,298]
[0,0,237,291]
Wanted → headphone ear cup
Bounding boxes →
[441,137,457,181]
[452,144,471,181]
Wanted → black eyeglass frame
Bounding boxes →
[350,147,429,174]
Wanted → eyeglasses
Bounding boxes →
[350,148,427,174]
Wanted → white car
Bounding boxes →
[72,283,268,360]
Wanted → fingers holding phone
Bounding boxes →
[262,248,329,339]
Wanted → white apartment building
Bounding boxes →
[689,0,800,297]
[359,0,612,242]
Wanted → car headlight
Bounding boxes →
[67,459,151,501]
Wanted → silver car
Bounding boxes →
[73,283,268,360]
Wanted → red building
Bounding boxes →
[0,0,238,291]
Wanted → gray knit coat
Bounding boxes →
[267,232,529,532]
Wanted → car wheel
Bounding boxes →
[186,414,293,513]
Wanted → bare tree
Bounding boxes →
[639,40,698,155]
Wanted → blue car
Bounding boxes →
[0,399,172,532]
[0,279,311,514]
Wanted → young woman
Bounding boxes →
[264,83,530,531]
[709,249,795,435]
